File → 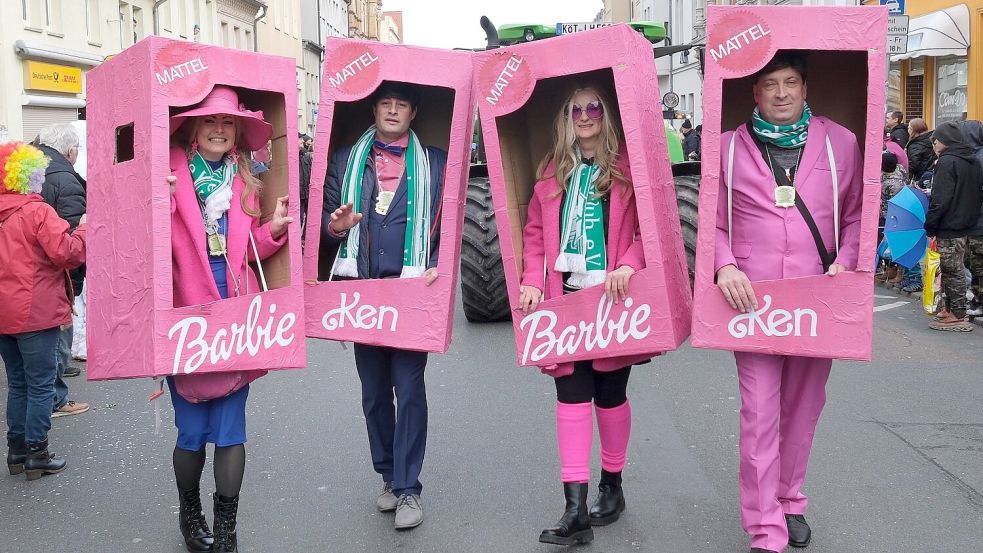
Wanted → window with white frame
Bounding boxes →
[85,0,101,43]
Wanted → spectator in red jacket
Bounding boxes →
[0,142,86,481]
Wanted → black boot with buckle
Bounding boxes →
[539,482,594,546]
[24,439,66,481]
[589,469,626,526]
[212,493,240,553]
[178,487,213,552]
[7,435,26,476]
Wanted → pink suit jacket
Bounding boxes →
[168,146,287,394]
[521,155,656,376]
[714,116,864,282]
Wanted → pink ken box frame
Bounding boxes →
[303,38,474,352]
[473,25,692,368]
[690,6,888,361]
[86,37,306,379]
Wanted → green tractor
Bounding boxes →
[461,17,701,322]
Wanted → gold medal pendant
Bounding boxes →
[207,232,227,256]
[775,185,796,208]
[375,190,395,216]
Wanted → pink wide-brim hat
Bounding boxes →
[169,85,273,152]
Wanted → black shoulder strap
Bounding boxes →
[745,121,834,272]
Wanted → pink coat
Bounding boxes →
[714,116,864,281]
[521,154,655,376]
[168,146,287,397]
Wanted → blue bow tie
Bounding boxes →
[373,140,405,155]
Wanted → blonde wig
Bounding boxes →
[536,85,626,197]
[185,116,263,218]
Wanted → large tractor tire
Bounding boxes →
[673,174,700,282]
[461,177,511,322]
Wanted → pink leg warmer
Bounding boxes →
[556,401,593,483]
[595,401,632,472]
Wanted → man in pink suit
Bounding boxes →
[714,51,864,553]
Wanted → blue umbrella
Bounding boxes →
[884,186,929,269]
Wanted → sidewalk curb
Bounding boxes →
[876,279,983,327]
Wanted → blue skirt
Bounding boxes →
[167,377,249,451]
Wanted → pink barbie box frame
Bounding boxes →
[303,38,474,352]
[690,6,888,361]
[472,25,692,368]
[86,37,306,379]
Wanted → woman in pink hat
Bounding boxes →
[166,85,292,553]
[518,85,656,546]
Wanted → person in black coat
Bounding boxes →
[886,110,909,150]
[924,121,982,330]
[298,137,312,232]
[681,120,701,161]
[905,118,937,183]
[36,123,90,414]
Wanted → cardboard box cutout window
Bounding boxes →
[86,37,306,379]
[473,25,692,368]
[690,6,888,361]
[303,39,473,352]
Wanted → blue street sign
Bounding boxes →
[880,0,904,15]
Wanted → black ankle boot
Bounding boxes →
[589,469,626,526]
[178,487,213,552]
[7,436,26,476]
[213,493,239,553]
[24,440,66,481]
[539,482,594,546]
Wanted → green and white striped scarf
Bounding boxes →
[555,161,606,289]
[751,102,812,149]
[335,125,431,278]
[189,151,236,226]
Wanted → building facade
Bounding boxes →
[255,0,305,134]
[380,11,403,44]
[349,0,382,40]
[0,0,286,141]
[886,0,978,126]
[300,0,349,135]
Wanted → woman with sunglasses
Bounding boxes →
[519,86,651,546]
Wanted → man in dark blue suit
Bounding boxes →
[321,82,445,530]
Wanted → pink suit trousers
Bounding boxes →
[735,351,832,553]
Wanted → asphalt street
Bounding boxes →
[1,288,981,553]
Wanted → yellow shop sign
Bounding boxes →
[24,61,82,94]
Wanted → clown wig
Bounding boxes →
[0,142,48,195]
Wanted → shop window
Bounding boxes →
[936,56,968,124]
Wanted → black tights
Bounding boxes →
[554,361,631,408]
[173,444,245,498]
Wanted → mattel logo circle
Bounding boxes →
[324,43,382,99]
[706,11,774,76]
[477,50,533,114]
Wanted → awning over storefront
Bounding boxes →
[891,4,970,61]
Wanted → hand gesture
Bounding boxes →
[269,196,293,239]
[519,285,543,314]
[826,263,847,276]
[424,267,438,286]
[79,213,87,225]
[605,265,635,304]
[329,202,362,234]
[716,264,757,313]
[166,176,177,196]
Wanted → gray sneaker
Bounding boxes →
[394,494,423,529]
[376,481,398,512]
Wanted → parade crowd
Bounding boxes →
[879,112,983,332]
[0,42,979,553]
